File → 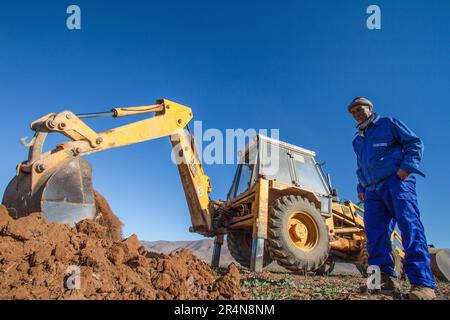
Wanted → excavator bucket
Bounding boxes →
[430,248,450,282]
[2,157,96,226]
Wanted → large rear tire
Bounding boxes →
[227,231,272,269]
[357,244,404,279]
[268,195,329,273]
[356,245,369,276]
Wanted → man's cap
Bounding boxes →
[348,97,373,112]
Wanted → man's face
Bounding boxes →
[349,105,373,124]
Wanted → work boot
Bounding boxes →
[380,272,401,293]
[409,285,436,300]
[360,272,400,295]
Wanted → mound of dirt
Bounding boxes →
[93,191,123,242]
[0,204,248,300]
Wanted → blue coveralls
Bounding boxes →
[353,114,435,288]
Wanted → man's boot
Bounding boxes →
[361,272,401,295]
[378,272,401,294]
[380,272,401,291]
[409,285,436,300]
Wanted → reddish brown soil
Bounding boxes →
[93,190,123,242]
[0,204,248,300]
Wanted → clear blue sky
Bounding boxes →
[1,0,449,247]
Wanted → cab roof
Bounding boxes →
[239,134,316,158]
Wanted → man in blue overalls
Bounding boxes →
[349,97,435,300]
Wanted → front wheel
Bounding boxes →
[268,195,330,273]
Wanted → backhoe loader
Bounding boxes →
[3,98,405,275]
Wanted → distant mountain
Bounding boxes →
[140,239,360,274]
[140,239,235,266]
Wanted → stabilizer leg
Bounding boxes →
[250,237,265,272]
[211,234,224,269]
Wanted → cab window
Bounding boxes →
[292,153,328,195]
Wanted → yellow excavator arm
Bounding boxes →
[5,99,214,235]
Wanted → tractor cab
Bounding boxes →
[227,134,332,215]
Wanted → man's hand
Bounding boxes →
[397,168,410,181]
[358,192,365,203]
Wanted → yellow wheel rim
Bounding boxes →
[287,211,319,251]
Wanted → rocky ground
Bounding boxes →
[239,269,450,300]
